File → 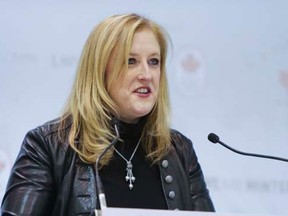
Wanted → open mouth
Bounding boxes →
[134,87,151,94]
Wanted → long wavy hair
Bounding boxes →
[60,13,171,167]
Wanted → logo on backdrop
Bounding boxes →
[206,176,288,194]
[7,52,77,69]
[279,70,288,89]
[175,46,206,97]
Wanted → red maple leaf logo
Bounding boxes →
[280,70,288,89]
[181,54,200,73]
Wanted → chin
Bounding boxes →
[134,108,154,118]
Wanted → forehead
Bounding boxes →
[130,29,160,54]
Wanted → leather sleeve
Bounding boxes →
[1,129,55,216]
[172,130,215,212]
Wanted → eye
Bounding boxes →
[149,58,160,66]
[128,58,137,65]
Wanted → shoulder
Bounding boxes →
[18,117,76,180]
[170,129,194,151]
[28,116,72,142]
[22,117,73,160]
[33,117,72,138]
[169,129,198,169]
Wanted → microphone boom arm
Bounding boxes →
[218,140,288,162]
[95,123,120,210]
[208,132,288,162]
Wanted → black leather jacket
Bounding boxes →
[1,118,215,215]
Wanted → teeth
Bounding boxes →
[136,88,148,94]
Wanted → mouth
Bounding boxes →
[134,87,151,94]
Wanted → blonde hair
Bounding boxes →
[60,13,171,167]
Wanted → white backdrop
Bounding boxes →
[0,0,288,215]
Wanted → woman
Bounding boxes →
[1,13,215,215]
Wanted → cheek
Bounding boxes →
[109,88,117,101]
[109,84,121,101]
[109,82,126,106]
[154,72,161,87]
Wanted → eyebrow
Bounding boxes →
[129,52,160,57]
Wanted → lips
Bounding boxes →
[134,87,151,94]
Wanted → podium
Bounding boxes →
[95,207,279,216]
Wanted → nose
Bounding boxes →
[138,62,152,81]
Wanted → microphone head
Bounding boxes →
[111,117,120,138]
[208,133,220,143]
[111,118,119,128]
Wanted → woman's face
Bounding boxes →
[106,29,161,123]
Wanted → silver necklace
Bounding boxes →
[113,138,141,190]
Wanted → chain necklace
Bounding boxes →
[113,138,141,190]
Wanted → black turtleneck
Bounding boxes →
[99,118,167,209]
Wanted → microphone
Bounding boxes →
[95,118,120,211]
[208,133,288,162]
